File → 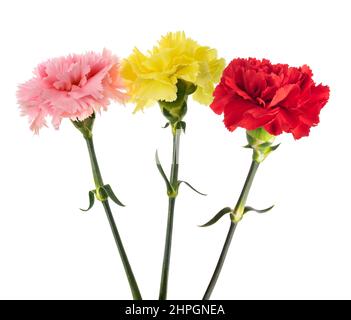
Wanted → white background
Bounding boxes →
[0,0,350,300]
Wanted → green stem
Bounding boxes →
[159,129,181,300]
[85,135,104,189]
[203,222,237,300]
[102,200,142,300]
[203,160,259,300]
[234,161,259,215]
[85,136,142,300]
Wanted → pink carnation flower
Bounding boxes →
[17,49,126,133]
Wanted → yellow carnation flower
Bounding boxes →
[121,31,225,112]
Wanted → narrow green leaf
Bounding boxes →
[103,184,125,207]
[178,180,207,196]
[80,190,96,212]
[199,207,233,227]
[155,150,173,193]
[244,205,274,214]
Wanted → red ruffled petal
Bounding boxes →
[223,97,275,131]
[210,84,229,114]
[210,58,329,138]
[269,84,299,108]
[223,97,258,131]
[264,108,299,136]
[298,84,330,126]
[291,123,311,139]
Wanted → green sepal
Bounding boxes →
[158,79,196,126]
[270,144,280,152]
[80,190,96,212]
[72,113,95,139]
[162,122,170,129]
[244,205,274,215]
[184,81,197,95]
[246,128,279,163]
[160,102,187,126]
[178,121,186,133]
[155,150,175,195]
[103,184,125,207]
[247,127,275,145]
[159,96,187,125]
[199,207,233,227]
[178,180,207,196]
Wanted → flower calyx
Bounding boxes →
[72,113,95,139]
[245,128,280,163]
[158,79,196,134]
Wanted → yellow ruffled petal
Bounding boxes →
[128,48,150,74]
[194,46,217,62]
[195,61,211,88]
[209,58,226,82]
[120,60,137,82]
[176,62,199,83]
[135,78,177,104]
[157,31,198,54]
[193,84,215,105]
[133,98,154,113]
[121,31,225,111]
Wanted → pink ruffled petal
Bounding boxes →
[17,50,126,133]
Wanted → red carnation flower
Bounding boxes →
[211,58,330,139]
